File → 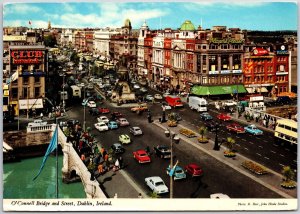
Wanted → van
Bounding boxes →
[165,96,183,108]
[275,96,292,105]
[188,96,207,112]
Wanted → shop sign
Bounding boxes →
[232,70,242,74]
[209,71,219,75]
[18,99,43,110]
[250,96,264,102]
[209,38,244,44]
[276,45,288,55]
[11,50,44,64]
[221,70,231,74]
[4,90,9,96]
[252,48,269,56]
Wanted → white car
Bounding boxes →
[223,100,237,106]
[94,122,109,132]
[133,84,140,89]
[97,116,109,124]
[162,92,170,97]
[154,94,163,100]
[130,126,143,136]
[162,102,172,110]
[145,94,154,101]
[145,176,169,194]
[210,193,230,199]
[87,100,97,108]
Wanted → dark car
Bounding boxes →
[89,107,100,116]
[275,96,292,105]
[111,112,124,120]
[154,145,171,159]
[67,119,80,127]
[205,121,217,132]
[111,143,125,154]
[200,112,213,121]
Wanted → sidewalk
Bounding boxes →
[153,120,297,198]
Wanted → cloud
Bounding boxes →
[4,3,42,15]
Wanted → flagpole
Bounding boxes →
[56,117,58,199]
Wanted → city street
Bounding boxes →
[67,98,283,198]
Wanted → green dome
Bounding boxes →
[180,20,195,31]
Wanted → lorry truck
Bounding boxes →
[188,96,207,112]
[165,96,183,108]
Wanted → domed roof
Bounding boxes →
[180,20,195,31]
[124,19,132,27]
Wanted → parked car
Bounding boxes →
[87,83,94,90]
[244,124,263,135]
[205,121,217,132]
[111,143,125,154]
[89,107,100,116]
[154,94,163,100]
[111,112,124,120]
[87,100,97,108]
[82,97,93,106]
[145,176,169,194]
[217,113,231,121]
[131,104,148,112]
[133,150,151,163]
[200,112,213,121]
[184,163,204,177]
[67,119,80,127]
[133,84,140,90]
[97,116,109,124]
[117,118,130,126]
[145,94,154,101]
[162,102,172,110]
[130,126,143,136]
[140,87,148,93]
[168,112,182,121]
[153,145,171,159]
[98,107,110,114]
[94,122,109,132]
[107,121,118,129]
[166,165,186,180]
[162,92,170,97]
[119,134,131,144]
[226,123,245,134]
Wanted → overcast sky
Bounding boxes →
[3,0,298,31]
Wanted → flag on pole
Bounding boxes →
[33,126,58,181]
[169,160,179,177]
[6,71,19,85]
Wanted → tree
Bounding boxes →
[281,166,295,182]
[44,34,57,47]
[198,126,207,140]
[225,137,235,152]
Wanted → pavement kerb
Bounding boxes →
[153,120,295,199]
[118,169,149,198]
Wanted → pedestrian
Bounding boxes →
[40,112,44,120]
[100,147,105,156]
[81,153,85,161]
[118,156,123,169]
[104,153,109,162]
[98,164,104,174]
[138,193,143,199]
[113,193,118,198]
[113,159,120,171]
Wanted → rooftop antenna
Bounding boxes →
[160,17,162,30]
[201,18,203,29]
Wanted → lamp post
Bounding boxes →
[83,86,86,131]
[213,123,220,150]
[26,86,30,119]
[164,129,180,199]
[60,73,66,111]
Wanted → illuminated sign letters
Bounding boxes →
[11,50,44,64]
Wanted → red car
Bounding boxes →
[98,107,110,114]
[217,113,231,121]
[133,150,151,163]
[111,112,124,119]
[184,163,203,177]
[226,123,245,134]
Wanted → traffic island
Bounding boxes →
[241,160,269,175]
[281,181,297,189]
[224,150,236,157]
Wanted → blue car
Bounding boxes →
[200,112,213,121]
[108,121,119,130]
[166,165,186,181]
[244,124,263,135]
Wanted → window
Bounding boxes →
[23,77,29,85]
[12,88,18,99]
[23,87,28,98]
[35,87,40,97]
[202,45,207,49]
[34,77,40,84]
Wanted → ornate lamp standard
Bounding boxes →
[213,123,221,150]
[164,129,180,198]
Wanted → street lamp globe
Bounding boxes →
[173,135,180,144]
[165,130,170,138]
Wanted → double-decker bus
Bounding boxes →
[274,119,297,147]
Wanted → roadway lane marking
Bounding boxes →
[236,144,241,147]
[256,153,262,156]
[279,163,285,167]
[284,148,290,152]
[249,142,254,145]
[264,157,270,160]
[271,150,276,154]
[241,139,246,142]
[273,144,279,147]
[263,140,269,143]
[244,147,249,150]
[258,145,263,149]
[279,154,285,157]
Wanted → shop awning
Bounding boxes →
[246,88,254,93]
[191,85,247,96]
[246,87,268,93]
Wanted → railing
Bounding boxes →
[27,124,53,133]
